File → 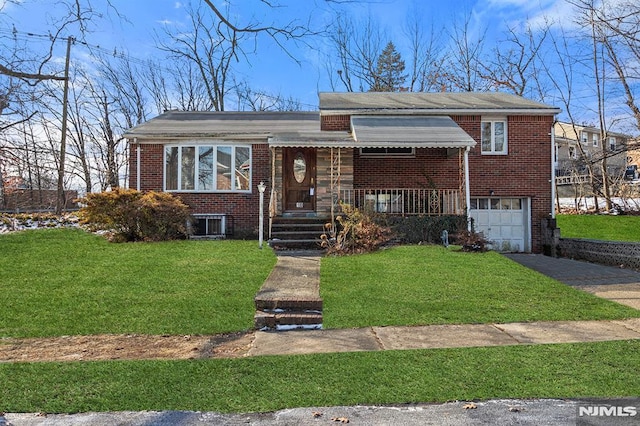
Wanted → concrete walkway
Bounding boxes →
[247,251,640,357]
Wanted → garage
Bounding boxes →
[469,197,530,252]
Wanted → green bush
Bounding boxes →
[78,189,191,242]
[382,215,468,244]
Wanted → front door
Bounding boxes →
[284,148,316,211]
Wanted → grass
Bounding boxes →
[0,228,276,338]
[557,213,640,242]
[1,340,638,413]
[321,245,640,329]
[2,228,639,413]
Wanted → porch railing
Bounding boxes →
[338,188,464,216]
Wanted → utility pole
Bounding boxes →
[56,36,73,215]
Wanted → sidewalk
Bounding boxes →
[246,251,640,357]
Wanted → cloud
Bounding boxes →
[156,19,175,26]
[174,2,182,8]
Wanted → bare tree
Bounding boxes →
[327,14,386,92]
[482,24,549,97]
[442,11,490,92]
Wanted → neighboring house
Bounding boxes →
[554,121,630,184]
[124,92,559,253]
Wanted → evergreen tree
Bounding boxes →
[371,41,407,92]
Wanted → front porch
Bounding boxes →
[267,188,464,249]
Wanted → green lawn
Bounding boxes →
[1,340,638,413]
[1,229,639,414]
[321,245,640,328]
[0,229,276,338]
[557,213,640,242]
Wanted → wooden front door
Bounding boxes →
[284,147,316,211]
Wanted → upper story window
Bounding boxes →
[609,137,616,151]
[165,144,251,192]
[568,146,576,159]
[592,133,599,147]
[481,119,507,155]
[360,147,415,157]
[580,131,588,144]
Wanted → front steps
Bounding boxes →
[269,215,328,251]
[253,253,323,331]
[254,297,323,331]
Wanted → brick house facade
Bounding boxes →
[125,92,559,252]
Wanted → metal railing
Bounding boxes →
[338,188,464,216]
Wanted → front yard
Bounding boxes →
[557,213,640,242]
[1,228,639,413]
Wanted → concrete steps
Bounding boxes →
[253,253,323,331]
[269,216,328,250]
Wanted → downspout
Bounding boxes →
[135,138,140,191]
[464,146,471,231]
[550,125,556,219]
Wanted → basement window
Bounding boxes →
[191,214,227,238]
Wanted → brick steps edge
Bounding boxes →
[254,310,323,330]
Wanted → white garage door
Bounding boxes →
[469,198,530,252]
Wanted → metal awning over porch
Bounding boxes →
[268,115,476,148]
[350,116,476,148]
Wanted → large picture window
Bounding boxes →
[481,119,507,155]
[164,144,252,192]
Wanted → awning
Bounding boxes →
[268,115,476,148]
[351,116,476,148]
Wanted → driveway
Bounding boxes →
[505,254,640,310]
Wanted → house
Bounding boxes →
[124,92,560,253]
[554,121,630,187]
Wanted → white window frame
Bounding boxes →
[592,133,599,147]
[164,143,252,193]
[609,137,616,151]
[568,146,576,159]
[581,131,588,144]
[480,118,508,155]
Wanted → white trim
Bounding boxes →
[480,119,508,155]
[163,143,252,193]
[135,139,140,191]
[465,147,471,231]
[551,126,556,219]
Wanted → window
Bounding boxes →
[164,144,251,192]
[360,147,414,157]
[609,137,616,151]
[581,131,588,144]
[481,120,507,154]
[568,146,576,159]
[191,214,226,238]
[592,133,598,147]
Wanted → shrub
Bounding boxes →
[78,189,191,242]
[455,230,490,252]
[321,203,394,255]
[382,215,468,244]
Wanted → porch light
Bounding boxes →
[258,181,266,249]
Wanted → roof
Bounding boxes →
[319,92,560,115]
[123,111,320,140]
[124,92,557,149]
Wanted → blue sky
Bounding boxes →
[0,0,599,117]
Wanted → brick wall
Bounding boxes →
[468,115,554,253]
[350,114,554,253]
[130,142,270,238]
[321,115,350,131]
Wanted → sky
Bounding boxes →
[0,0,618,123]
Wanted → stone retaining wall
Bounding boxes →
[558,238,640,270]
